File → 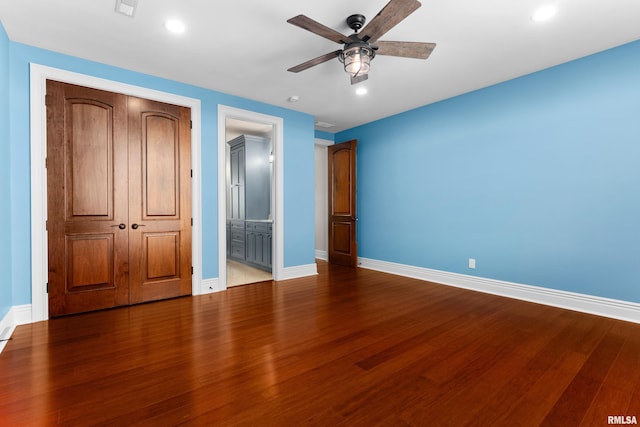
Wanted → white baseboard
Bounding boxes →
[200,263,318,294]
[12,305,32,325]
[315,250,328,261]
[279,263,318,281]
[200,278,222,294]
[359,258,640,324]
[0,310,13,353]
[0,304,33,353]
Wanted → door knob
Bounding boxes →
[111,223,126,230]
[131,223,145,230]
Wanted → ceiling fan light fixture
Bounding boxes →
[339,45,374,76]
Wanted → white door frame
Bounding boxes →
[217,106,284,289]
[29,63,203,322]
[314,138,333,260]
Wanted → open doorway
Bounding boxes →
[314,138,333,261]
[225,119,274,286]
[217,106,284,291]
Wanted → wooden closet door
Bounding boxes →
[47,82,192,316]
[127,97,192,304]
[47,81,130,316]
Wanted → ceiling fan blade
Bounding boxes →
[287,15,351,44]
[375,41,436,59]
[350,74,369,85]
[360,0,422,43]
[287,50,342,73]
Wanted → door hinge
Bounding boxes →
[191,218,193,226]
[191,266,194,275]
[190,169,193,178]
[46,283,49,293]
[190,120,192,129]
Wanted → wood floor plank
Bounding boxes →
[541,332,624,426]
[1,261,640,426]
[579,322,640,426]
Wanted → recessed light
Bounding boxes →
[356,87,368,96]
[531,5,556,22]
[165,19,186,34]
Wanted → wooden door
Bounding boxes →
[46,81,191,316]
[328,140,358,266]
[127,97,192,304]
[47,82,130,317]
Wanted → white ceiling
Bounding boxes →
[226,118,272,142]
[1,0,639,132]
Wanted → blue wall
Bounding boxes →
[5,40,316,307]
[3,16,639,311]
[337,40,640,303]
[0,22,10,319]
[315,130,335,141]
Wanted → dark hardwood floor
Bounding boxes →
[1,261,639,426]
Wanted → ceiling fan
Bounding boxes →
[287,0,436,85]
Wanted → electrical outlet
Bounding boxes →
[468,258,476,269]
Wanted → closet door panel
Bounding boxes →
[128,97,192,304]
[46,80,130,316]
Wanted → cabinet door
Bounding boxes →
[230,145,245,219]
[245,231,256,263]
[226,221,231,256]
[244,138,270,220]
[261,232,272,268]
[254,232,265,267]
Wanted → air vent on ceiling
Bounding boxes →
[115,0,138,17]
[315,121,335,129]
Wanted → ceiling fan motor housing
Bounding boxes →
[346,14,366,32]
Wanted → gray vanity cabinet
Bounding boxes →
[245,221,272,271]
[229,219,246,262]
[227,135,272,270]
